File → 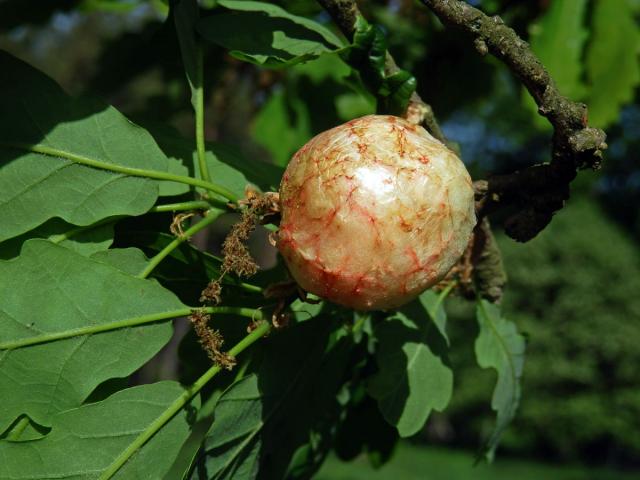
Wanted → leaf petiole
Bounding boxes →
[47,200,218,246]
[48,217,115,244]
[1,142,239,203]
[194,44,212,185]
[98,320,272,480]
[0,306,262,351]
[149,200,213,212]
[5,416,30,441]
[138,209,221,279]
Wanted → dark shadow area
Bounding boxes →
[0,50,111,149]
[333,394,399,467]
[0,0,82,30]
[0,217,116,260]
[185,313,358,479]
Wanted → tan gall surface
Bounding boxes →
[277,115,476,310]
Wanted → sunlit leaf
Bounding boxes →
[335,92,376,120]
[475,298,526,461]
[0,240,186,433]
[529,0,588,98]
[0,382,198,480]
[152,127,283,193]
[0,51,189,243]
[368,302,453,437]
[419,289,450,345]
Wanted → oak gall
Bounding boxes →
[277,115,475,310]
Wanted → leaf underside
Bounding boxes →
[197,0,344,68]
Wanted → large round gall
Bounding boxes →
[277,115,476,310]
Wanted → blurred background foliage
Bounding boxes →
[1,0,638,475]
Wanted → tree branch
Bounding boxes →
[420,0,608,241]
[316,0,357,35]
[319,0,608,298]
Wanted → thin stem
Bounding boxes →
[1,142,239,203]
[138,210,220,279]
[47,200,219,244]
[438,281,457,302]
[149,200,212,212]
[352,311,369,333]
[0,306,261,351]
[6,416,30,441]
[194,44,212,185]
[233,281,263,294]
[98,321,272,480]
[48,217,115,244]
[125,220,263,293]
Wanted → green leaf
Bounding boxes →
[217,0,343,47]
[251,88,312,167]
[367,301,453,437]
[204,141,283,193]
[525,0,589,127]
[173,0,200,109]
[0,382,199,480]
[251,52,376,165]
[196,375,262,479]
[0,240,186,433]
[383,70,418,116]
[418,288,450,346]
[0,217,114,260]
[529,0,589,98]
[113,225,263,309]
[475,299,526,461]
[335,92,376,120]
[341,16,416,115]
[0,51,189,243]
[80,0,148,14]
[162,147,192,197]
[585,0,640,128]
[152,127,283,194]
[197,0,344,68]
[165,390,221,480]
[90,246,151,275]
[194,318,353,479]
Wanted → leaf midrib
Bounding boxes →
[478,300,519,411]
